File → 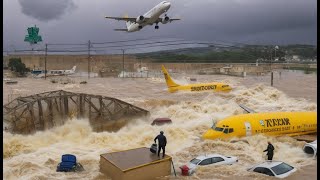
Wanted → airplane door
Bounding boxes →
[244,122,252,136]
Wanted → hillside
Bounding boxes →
[135,44,317,63]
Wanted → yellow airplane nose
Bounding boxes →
[202,129,219,140]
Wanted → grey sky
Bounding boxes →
[3,0,317,52]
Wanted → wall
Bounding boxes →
[4,54,145,73]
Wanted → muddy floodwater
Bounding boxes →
[3,69,317,180]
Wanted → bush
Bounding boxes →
[8,58,28,76]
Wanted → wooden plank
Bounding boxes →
[47,99,54,128]
[69,96,77,105]
[16,107,29,120]
[100,99,113,120]
[64,97,69,117]
[89,97,92,119]
[84,97,100,113]
[99,97,103,116]
[28,103,36,132]
[37,100,45,130]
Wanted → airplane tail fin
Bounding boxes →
[124,14,131,30]
[71,66,76,72]
[161,65,180,88]
[125,21,131,30]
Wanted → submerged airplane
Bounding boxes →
[32,66,77,78]
[202,104,317,140]
[105,1,180,32]
[161,65,232,93]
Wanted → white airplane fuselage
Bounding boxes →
[127,1,171,32]
[32,66,76,78]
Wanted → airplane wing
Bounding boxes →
[158,18,181,23]
[239,104,256,113]
[105,16,150,23]
[114,29,128,32]
[168,18,181,22]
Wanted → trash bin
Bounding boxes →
[179,165,190,176]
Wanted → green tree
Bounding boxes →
[8,58,29,76]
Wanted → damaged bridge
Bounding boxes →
[3,90,149,134]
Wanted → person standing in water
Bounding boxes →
[154,131,167,158]
[264,141,275,161]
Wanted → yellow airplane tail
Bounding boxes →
[161,65,180,88]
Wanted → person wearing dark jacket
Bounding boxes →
[154,131,167,157]
[264,141,275,161]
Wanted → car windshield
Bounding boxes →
[271,163,294,175]
[190,158,201,165]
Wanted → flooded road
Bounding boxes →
[3,69,317,180]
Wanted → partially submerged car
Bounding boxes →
[151,118,172,126]
[303,140,317,157]
[180,154,238,175]
[247,161,297,178]
[56,154,84,172]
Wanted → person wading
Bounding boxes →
[154,131,167,158]
[264,141,275,161]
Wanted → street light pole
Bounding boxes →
[270,48,273,86]
[45,43,47,80]
[88,40,91,79]
[122,49,125,78]
[274,45,279,61]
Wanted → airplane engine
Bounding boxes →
[161,16,170,24]
[136,15,145,23]
[303,140,317,157]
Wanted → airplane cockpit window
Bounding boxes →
[223,128,234,134]
[212,122,225,132]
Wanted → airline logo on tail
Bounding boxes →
[161,65,232,93]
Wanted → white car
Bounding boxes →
[180,154,238,175]
[303,140,317,157]
[247,161,297,178]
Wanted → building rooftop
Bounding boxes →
[100,147,172,172]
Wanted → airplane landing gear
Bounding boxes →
[138,25,143,29]
[155,25,159,29]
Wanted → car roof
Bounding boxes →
[153,118,172,121]
[251,161,284,169]
[194,154,225,161]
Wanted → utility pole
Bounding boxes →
[88,40,91,79]
[45,43,47,79]
[122,49,125,78]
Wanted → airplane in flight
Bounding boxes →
[32,66,77,78]
[161,65,232,93]
[105,1,180,32]
[202,104,317,140]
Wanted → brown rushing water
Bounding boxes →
[3,69,317,180]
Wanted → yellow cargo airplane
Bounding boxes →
[161,65,232,93]
[202,104,317,140]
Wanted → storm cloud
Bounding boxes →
[4,0,317,51]
[18,0,76,21]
